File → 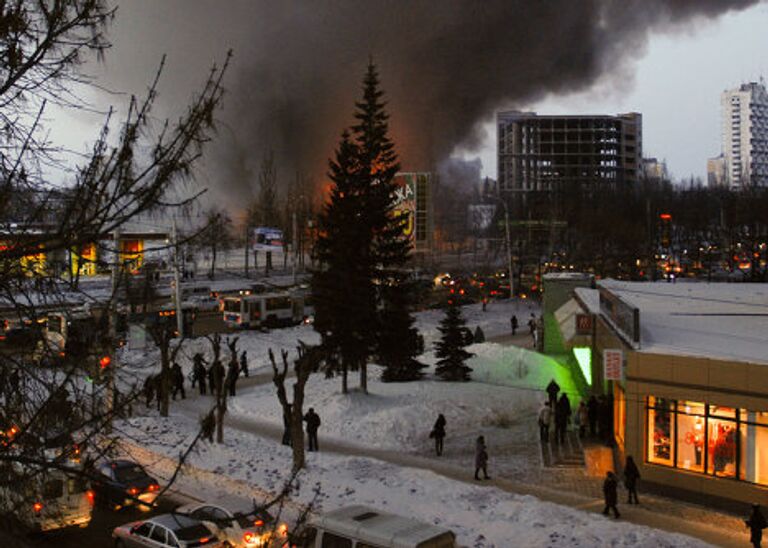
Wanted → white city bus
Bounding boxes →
[221,291,306,329]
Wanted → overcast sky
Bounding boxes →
[48,1,768,190]
[468,2,768,181]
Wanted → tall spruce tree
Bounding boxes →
[312,62,415,393]
[434,297,474,381]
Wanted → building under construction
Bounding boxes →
[497,111,642,194]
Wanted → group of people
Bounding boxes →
[509,313,539,348]
[601,456,641,519]
[538,379,615,445]
[143,350,250,409]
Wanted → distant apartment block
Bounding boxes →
[641,157,667,183]
[721,81,768,189]
[497,111,642,193]
[707,155,727,188]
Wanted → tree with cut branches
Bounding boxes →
[270,344,323,471]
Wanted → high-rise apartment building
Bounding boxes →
[497,111,642,193]
[721,81,768,189]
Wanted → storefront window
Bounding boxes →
[647,397,674,466]
[707,418,737,477]
[676,402,705,472]
[740,412,768,486]
[646,397,767,486]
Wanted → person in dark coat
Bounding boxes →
[303,407,321,451]
[587,395,599,437]
[193,354,207,396]
[602,471,620,519]
[171,362,185,401]
[746,503,768,548]
[226,359,239,397]
[510,315,518,335]
[282,403,293,446]
[555,393,571,444]
[546,379,560,407]
[432,414,447,456]
[207,363,216,395]
[143,375,155,408]
[153,373,165,411]
[624,455,641,504]
[474,435,490,480]
[240,351,249,378]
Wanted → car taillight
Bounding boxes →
[243,532,260,545]
[253,519,264,527]
[127,487,139,496]
[86,490,95,506]
[147,483,160,492]
[33,502,43,513]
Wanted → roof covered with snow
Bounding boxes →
[598,279,768,365]
[573,287,600,314]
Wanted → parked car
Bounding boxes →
[175,502,287,547]
[92,459,160,511]
[113,513,224,547]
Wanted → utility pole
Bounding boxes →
[105,228,121,434]
[292,211,298,284]
[172,219,184,337]
[244,221,250,278]
[496,192,514,298]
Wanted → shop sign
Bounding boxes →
[575,313,593,335]
[603,349,624,381]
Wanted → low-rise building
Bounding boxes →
[549,278,768,506]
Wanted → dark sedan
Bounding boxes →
[92,460,160,511]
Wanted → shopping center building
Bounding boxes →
[547,278,768,505]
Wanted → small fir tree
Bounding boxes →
[379,279,426,382]
[434,297,474,381]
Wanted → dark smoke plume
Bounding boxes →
[101,0,761,207]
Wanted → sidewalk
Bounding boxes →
[221,412,748,547]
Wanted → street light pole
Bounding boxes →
[495,193,514,298]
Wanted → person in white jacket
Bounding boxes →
[538,401,552,443]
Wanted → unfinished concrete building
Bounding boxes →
[497,111,642,193]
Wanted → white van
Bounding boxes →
[294,505,457,548]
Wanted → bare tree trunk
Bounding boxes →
[359,362,367,394]
[342,364,348,394]
[160,345,170,417]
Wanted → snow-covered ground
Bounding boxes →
[118,414,707,548]
[114,298,711,546]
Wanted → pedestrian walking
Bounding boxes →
[538,401,552,443]
[193,354,207,396]
[431,414,447,456]
[510,315,518,335]
[207,362,216,395]
[555,393,571,444]
[602,471,620,519]
[153,373,165,412]
[171,362,186,401]
[577,401,588,438]
[528,313,536,335]
[746,503,767,548]
[587,395,598,437]
[624,455,641,504]
[282,403,293,446]
[226,359,239,397]
[303,407,321,452]
[240,351,249,378]
[143,376,155,408]
[474,435,490,480]
[546,379,560,407]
